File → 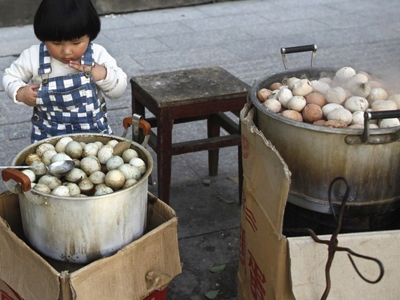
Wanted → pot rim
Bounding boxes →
[11,133,153,200]
[250,67,400,135]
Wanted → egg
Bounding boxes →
[36,143,55,157]
[281,110,303,122]
[106,156,124,171]
[97,145,114,164]
[79,178,95,195]
[41,149,57,166]
[65,141,83,159]
[33,183,51,194]
[257,88,271,102]
[129,157,146,174]
[292,79,313,96]
[118,164,141,180]
[25,153,41,165]
[305,92,326,107]
[263,99,281,113]
[55,136,73,153]
[107,139,119,148]
[21,169,36,183]
[80,156,101,175]
[51,153,72,163]
[89,170,106,185]
[94,185,114,196]
[287,96,306,112]
[269,82,282,91]
[83,143,99,157]
[123,178,138,189]
[105,170,126,190]
[65,168,87,183]
[302,104,323,123]
[63,182,81,196]
[52,186,71,197]
[323,120,348,128]
[38,175,62,190]
[122,149,139,163]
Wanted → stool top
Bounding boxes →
[131,66,250,107]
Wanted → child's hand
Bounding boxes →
[69,61,106,82]
[16,84,40,106]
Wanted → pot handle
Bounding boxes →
[1,168,32,193]
[122,114,152,146]
[345,110,400,144]
[280,44,317,69]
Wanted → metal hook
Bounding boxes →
[285,177,385,300]
[315,177,384,299]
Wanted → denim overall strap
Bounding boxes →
[80,43,94,67]
[31,42,111,143]
[38,43,52,75]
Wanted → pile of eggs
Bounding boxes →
[21,136,147,197]
[257,66,400,129]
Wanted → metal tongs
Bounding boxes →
[306,177,384,300]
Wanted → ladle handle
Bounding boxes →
[0,166,32,170]
[1,168,32,192]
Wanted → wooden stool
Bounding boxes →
[131,66,250,204]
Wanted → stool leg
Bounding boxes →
[238,143,243,205]
[157,114,173,204]
[132,94,145,117]
[207,115,220,176]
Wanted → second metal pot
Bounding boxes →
[250,67,400,217]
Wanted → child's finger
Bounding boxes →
[31,84,40,91]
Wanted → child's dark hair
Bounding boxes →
[34,0,101,42]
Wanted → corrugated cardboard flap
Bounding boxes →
[0,192,181,300]
[288,230,400,299]
[68,197,181,300]
[238,103,293,300]
[0,192,60,300]
[240,104,291,236]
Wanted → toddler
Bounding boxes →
[2,0,127,143]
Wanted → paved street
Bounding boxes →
[1,0,400,298]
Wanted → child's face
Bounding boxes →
[45,35,90,65]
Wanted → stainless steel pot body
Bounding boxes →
[9,133,153,263]
[250,67,400,216]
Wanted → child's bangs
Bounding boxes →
[39,15,89,41]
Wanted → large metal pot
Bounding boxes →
[250,67,400,217]
[2,133,153,264]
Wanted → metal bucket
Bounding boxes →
[3,133,153,263]
[250,67,400,217]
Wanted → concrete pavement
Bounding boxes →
[1,0,400,299]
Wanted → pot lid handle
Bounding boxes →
[280,44,317,69]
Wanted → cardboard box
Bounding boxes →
[0,191,181,300]
[238,103,400,300]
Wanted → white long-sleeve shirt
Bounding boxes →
[2,43,127,104]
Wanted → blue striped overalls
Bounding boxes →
[31,42,112,143]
